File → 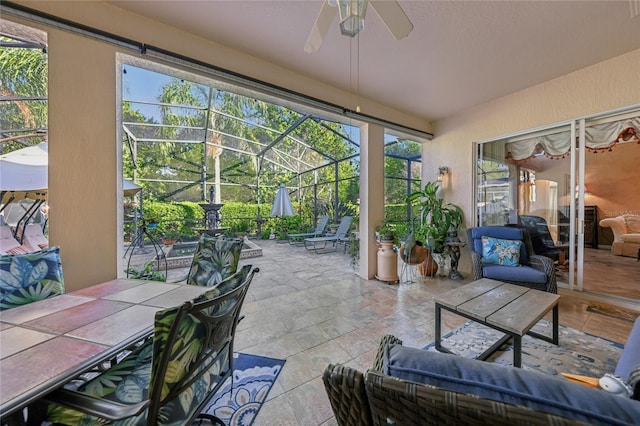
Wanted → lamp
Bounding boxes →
[337,0,368,37]
[436,166,449,182]
[574,184,591,199]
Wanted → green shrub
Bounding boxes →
[126,262,166,282]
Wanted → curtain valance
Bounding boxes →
[506,117,640,161]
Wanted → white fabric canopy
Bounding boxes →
[0,141,48,192]
[0,142,142,201]
[270,183,295,216]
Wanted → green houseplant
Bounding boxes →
[406,181,463,253]
[376,218,397,244]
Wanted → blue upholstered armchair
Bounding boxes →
[467,226,557,293]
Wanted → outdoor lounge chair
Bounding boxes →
[304,216,352,253]
[288,215,330,244]
[19,223,49,252]
[0,225,30,255]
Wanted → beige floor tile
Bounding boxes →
[168,239,637,425]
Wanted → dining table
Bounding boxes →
[0,278,210,421]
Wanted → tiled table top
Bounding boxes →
[0,279,207,418]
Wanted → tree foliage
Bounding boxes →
[0,37,47,151]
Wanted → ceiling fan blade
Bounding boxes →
[630,0,640,18]
[304,0,338,53]
[370,0,413,40]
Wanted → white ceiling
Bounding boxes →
[108,0,640,122]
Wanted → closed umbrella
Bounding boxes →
[270,184,295,217]
[270,184,295,241]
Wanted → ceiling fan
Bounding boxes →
[304,0,413,53]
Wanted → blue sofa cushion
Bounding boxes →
[383,344,640,426]
[615,317,640,382]
[482,264,548,284]
[0,246,64,311]
[470,226,530,265]
[481,236,522,266]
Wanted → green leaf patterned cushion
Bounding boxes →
[481,236,522,267]
[186,234,242,287]
[46,339,153,425]
[0,246,64,311]
[195,264,252,301]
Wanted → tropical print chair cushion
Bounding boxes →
[186,234,242,287]
[0,246,64,311]
[197,264,252,300]
[45,339,153,425]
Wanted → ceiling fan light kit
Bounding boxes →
[304,0,413,53]
[337,0,368,37]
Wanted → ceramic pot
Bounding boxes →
[376,241,399,283]
[417,250,438,277]
[399,242,427,265]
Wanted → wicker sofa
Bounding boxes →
[324,326,640,426]
[599,214,640,257]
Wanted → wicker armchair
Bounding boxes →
[467,226,557,293]
[323,335,587,426]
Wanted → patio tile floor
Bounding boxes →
[167,239,637,425]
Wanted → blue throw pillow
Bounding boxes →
[0,246,64,310]
[481,236,522,266]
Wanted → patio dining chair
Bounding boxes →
[288,215,330,245]
[304,216,353,253]
[35,265,259,426]
[172,232,243,287]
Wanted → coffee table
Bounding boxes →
[434,278,559,367]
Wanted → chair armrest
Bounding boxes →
[470,251,483,280]
[372,334,403,372]
[44,388,149,421]
[599,217,627,241]
[322,364,372,426]
[629,365,640,400]
[529,254,558,293]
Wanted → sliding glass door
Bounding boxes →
[475,108,640,302]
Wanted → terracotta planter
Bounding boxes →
[399,243,427,265]
[417,250,438,277]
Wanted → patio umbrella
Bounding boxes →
[0,141,48,193]
[270,184,295,217]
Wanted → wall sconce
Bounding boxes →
[436,166,449,182]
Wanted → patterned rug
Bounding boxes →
[194,353,285,426]
[424,320,622,378]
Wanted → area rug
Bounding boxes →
[194,353,285,426]
[424,320,622,378]
[587,302,640,322]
